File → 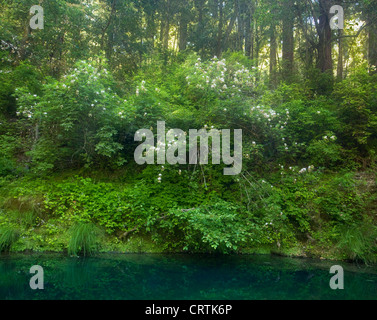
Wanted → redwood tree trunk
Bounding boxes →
[270,24,277,87]
[216,0,223,57]
[368,16,377,73]
[179,3,189,52]
[163,5,170,50]
[244,1,253,58]
[317,0,332,73]
[337,29,343,80]
[282,0,294,81]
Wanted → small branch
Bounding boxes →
[331,23,369,42]
[120,227,138,239]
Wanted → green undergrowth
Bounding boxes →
[0,169,376,264]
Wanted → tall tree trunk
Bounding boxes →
[179,8,189,51]
[221,11,237,56]
[317,0,332,73]
[244,1,253,57]
[251,14,256,61]
[282,0,294,81]
[195,0,205,55]
[368,16,377,73]
[145,5,156,50]
[216,0,223,57]
[216,2,237,57]
[237,0,246,52]
[337,29,343,80]
[270,24,277,88]
[159,0,170,50]
[255,29,260,75]
[160,19,165,44]
[163,2,170,50]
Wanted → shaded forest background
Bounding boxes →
[1,0,377,81]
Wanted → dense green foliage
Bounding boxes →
[0,0,377,262]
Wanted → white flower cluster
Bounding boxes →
[323,135,336,141]
[251,106,278,121]
[15,91,39,119]
[186,57,255,97]
[250,106,290,149]
[63,63,109,88]
[243,106,295,155]
[233,62,253,86]
[299,165,315,174]
[136,80,147,96]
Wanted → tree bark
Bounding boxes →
[221,11,237,55]
[337,29,343,80]
[159,0,170,50]
[163,2,170,50]
[216,0,223,57]
[145,4,157,49]
[270,24,277,87]
[237,0,247,52]
[195,0,205,55]
[244,1,253,58]
[368,15,377,73]
[317,0,332,73]
[282,0,294,81]
[179,6,189,51]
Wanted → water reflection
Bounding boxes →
[0,253,376,300]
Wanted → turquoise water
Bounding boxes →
[0,253,376,300]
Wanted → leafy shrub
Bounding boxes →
[307,137,343,168]
[43,172,204,236]
[333,69,377,159]
[0,133,25,177]
[156,198,255,253]
[0,62,42,117]
[45,177,127,233]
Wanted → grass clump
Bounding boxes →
[337,219,377,265]
[0,226,20,252]
[68,222,103,257]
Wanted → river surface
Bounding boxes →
[0,253,376,300]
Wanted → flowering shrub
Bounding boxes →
[183,55,256,100]
[15,60,129,171]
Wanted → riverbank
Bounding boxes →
[2,231,364,264]
[1,170,376,264]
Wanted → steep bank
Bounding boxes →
[1,169,376,264]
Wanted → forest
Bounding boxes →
[0,0,376,263]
